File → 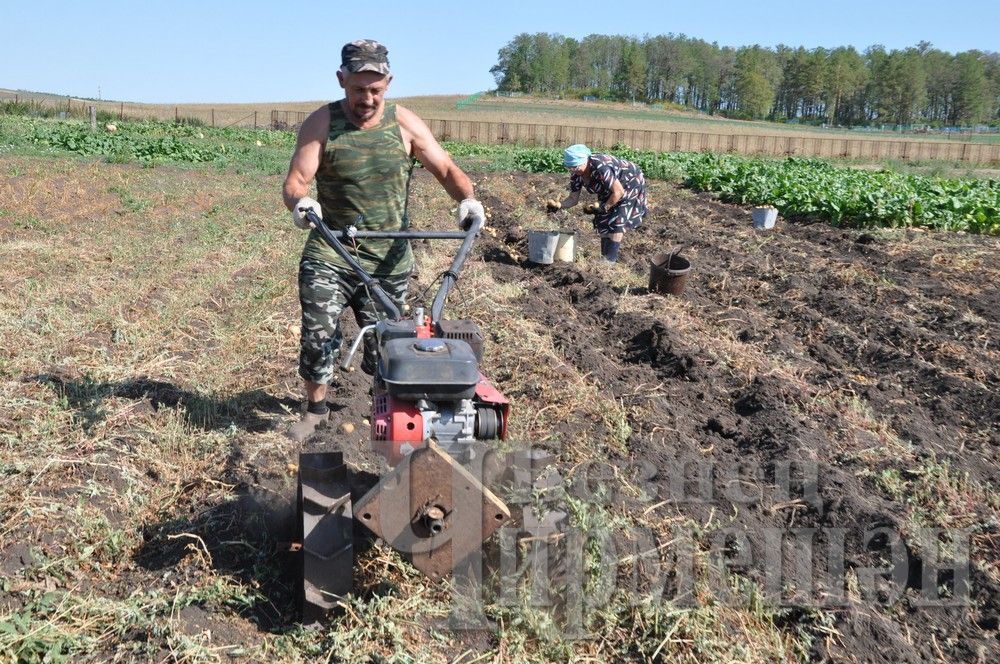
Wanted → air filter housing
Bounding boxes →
[379,338,479,400]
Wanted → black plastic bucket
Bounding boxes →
[649,251,691,296]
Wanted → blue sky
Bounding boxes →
[1,0,997,103]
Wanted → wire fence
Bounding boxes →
[270,110,309,130]
[1,92,269,129]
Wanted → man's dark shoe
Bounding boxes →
[286,411,328,443]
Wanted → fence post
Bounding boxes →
[211,109,215,127]
[254,111,257,130]
[89,105,97,131]
[175,106,179,123]
[119,102,124,120]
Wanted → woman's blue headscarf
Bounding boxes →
[563,144,592,168]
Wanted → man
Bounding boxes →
[547,144,647,262]
[282,39,485,442]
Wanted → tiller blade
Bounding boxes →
[297,452,353,624]
[355,442,510,580]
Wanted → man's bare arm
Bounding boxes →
[283,106,329,210]
[396,105,473,202]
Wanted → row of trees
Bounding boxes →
[489,34,1000,126]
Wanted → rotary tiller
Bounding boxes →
[294,210,511,623]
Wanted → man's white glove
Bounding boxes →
[292,196,322,230]
[457,198,486,232]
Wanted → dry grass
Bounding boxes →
[0,154,304,661]
[0,149,833,661]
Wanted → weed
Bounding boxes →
[107,185,153,214]
[13,214,46,231]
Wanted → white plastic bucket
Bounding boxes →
[527,230,560,264]
[554,230,576,262]
[752,206,778,230]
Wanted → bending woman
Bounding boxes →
[552,144,648,262]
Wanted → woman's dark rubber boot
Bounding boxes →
[602,240,621,262]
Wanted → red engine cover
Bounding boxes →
[369,318,511,466]
[371,391,425,466]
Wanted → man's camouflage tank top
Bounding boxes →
[301,101,415,276]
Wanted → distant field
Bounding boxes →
[410,95,1000,144]
[5,88,999,145]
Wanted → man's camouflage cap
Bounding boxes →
[341,39,391,75]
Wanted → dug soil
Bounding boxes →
[311,171,1000,661]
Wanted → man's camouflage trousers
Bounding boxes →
[298,258,410,384]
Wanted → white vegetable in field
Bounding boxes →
[105,123,117,132]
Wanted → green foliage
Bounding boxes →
[108,186,153,214]
[0,593,82,663]
[735,46,781,120]
[446,140,998,234]
[13,214,47,231]
[1,99,70,119]
[177,115,207,127]
[31,123,220,163]
[0,115,296,173]
[683,153,1000,233]
[5,112,996,234]
[511,147,564,172]
[489,32,1000,128]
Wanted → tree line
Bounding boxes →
[489,34,1000,127]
